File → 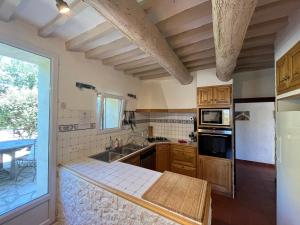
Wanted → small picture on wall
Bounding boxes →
[235,111,250,121]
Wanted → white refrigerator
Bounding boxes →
[277,112,300,225]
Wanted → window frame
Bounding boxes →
[96,93,125,134]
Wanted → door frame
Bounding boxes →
[0,33,58,224]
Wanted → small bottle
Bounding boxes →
[114,138,119,148]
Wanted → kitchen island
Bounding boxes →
[57,153,211,225]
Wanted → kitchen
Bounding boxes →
[0,0,300,225]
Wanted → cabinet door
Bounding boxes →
[213,85,231,105]
[170,145,197,168]
[276,54,290,94]
[289,42,300,90]
[156,144,170,172]
[197,87,213,106]
[199,156,232,194]
[171,163,197,177]
[122,154,140,166]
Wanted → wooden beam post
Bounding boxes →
[212,0,257,81]
[83,0,193,85]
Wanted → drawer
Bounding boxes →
[170,148,197,167]
[171,163,197,177]
[122,154,140,166]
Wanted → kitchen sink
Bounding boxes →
[90,151,124,163]
[90,143,147,163]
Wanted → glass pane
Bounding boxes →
[103,97,122,129]
[0,42,50,216]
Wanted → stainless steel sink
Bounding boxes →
[90,143,147,163]
[90,151,124,163]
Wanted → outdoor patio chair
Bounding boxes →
[15,139,37,182]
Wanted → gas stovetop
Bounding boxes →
[147,136,170,143]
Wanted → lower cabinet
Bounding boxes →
[156,144,170,172]
[170,144,197,178]
[171,163,197,177]
[122,154,140,166]
[198,155,232,194]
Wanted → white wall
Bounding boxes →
[235,102,275,164]
[275,8,300,61]
[137,76,197,109]
[0,19,142,112]
[233,68,275,98]
[196,68,232,87]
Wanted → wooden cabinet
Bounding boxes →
[122,154,140,166]
[197,85,232,107]
[171,163,197,177]
[198,155,232,194]
[277,41,300,95]
[156,144,170,172]
[197,87,213,106]
[170,144,197,177]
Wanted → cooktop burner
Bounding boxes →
[147,136,170,143]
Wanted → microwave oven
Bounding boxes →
[199,108,230,127]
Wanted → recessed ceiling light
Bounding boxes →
[56,0,70,14]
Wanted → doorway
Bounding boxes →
[0,41,56,224]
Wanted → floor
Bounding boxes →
[0,166,37,216]
[212,160,276,225]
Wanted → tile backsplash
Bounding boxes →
[57,109,196,164]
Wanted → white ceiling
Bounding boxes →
[15,0,106,40]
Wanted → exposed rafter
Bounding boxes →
[39,0,88,37]
[0,0,23,22]
[84,0,192,84]
[212,0,257,81]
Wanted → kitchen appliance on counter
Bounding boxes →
[198,128,232,159]
[147,136,170,143]
[198,108,231,127]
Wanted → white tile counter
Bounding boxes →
[63,158,162,197]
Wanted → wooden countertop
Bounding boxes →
[143,171,211,224]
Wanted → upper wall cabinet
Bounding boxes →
[197,85,232,107]
[277,41,300,95]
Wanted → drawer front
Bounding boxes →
[123,154,140,166]
[170,146,196,167]
[171,163,196,177]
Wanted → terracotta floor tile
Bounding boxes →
[212,161,276,225]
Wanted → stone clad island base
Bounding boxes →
[56,159,211,225]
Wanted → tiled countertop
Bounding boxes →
[63,158,162,197]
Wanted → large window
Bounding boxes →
[97,94,124,132]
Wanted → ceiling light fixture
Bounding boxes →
[56,0,70,14]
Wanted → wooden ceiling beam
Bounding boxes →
[242,34,276,50]
[0,0,23,22]
[239,45,274,58]
[124,63,162,75]
[133,68,167,77]
[66,21,117,51]
[140,0,209,24]
[212,0,257,81]
[176,38,215,57]
[250,0,300,25]
[184,57,216,68]
[181,48,215,63]
[246,17,288,39]
[235,61,274,72]
[167,23,213,49]
[188,63,216,72]
[237,54,274,66]
[114,57,156,71]
[102,48,147,65]
[156,1,212,37]
[140,73,171,80]
[84,0,192,84]
[85,37,134,59]
[39,0,88,37]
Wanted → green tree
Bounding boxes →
[0,56,38,138]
